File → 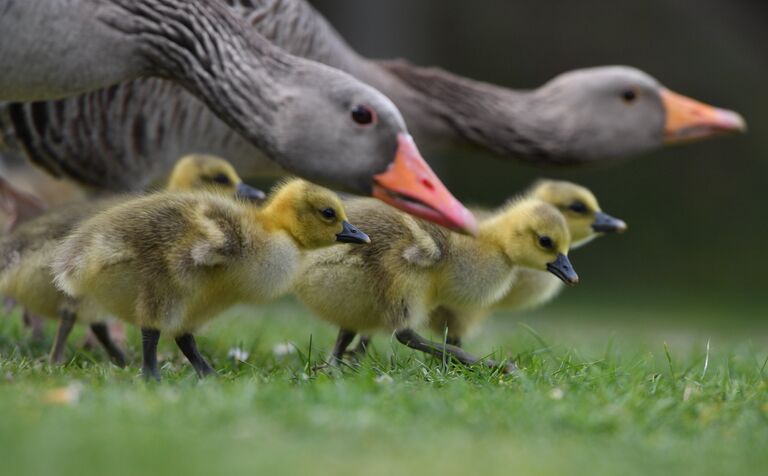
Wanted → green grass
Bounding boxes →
[1,297,766,476]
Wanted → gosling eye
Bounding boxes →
[568,201,589,214]
[620,89,638,103]
[320,208,337,220]
[538,236,554,250]
[212,173,231,185]
[351,104,376,126]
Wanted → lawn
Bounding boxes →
[1,296,766,476]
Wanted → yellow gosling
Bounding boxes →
[293,196,576,372]
[0,155,259,366]
[52,179,369,380]
[428,179,626,346]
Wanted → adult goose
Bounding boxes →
[0,0,475,233]
[230,0,747,162]
[0,0,745,200]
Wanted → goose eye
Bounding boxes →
[351,105,376,126]
[320,208,337,220]
[621,89,637,103]
[568,201,588,214]
[212,173,231,185]
[538,236,554,250]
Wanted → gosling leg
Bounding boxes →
[445,336,462,347]
[141,328,161,381]
[175,333,216,378]
[49,310,76,365]
[23,310,46,343]
[394,328,516,373]
[348,335,372,358]
[330,329,357,365]
[89,323,127,368]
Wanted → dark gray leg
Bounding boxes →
[348,335,372,358]
[395,328,516,373]
[90,323,127,368]
[141,328,161,381]
[49,310,76,365]
[330,329,357,365]
[445,336,462,347]
[23,310,46,342]
[175,333,216,378]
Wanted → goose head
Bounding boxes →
[530,66,746,161]
[276,64,477,235]
[529,179,626,248]
[260,179,370,249]
[167,154,266,202]
[482,198,578,285]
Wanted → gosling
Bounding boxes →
[53,179,369,380]
[428,179,627,346]
[293,196,577,373]
[0,154,263,366]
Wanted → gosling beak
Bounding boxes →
[591,211,628,234]
[336,220,370,244]
[661,88,746,144]
[235,183,266,203]
[546,253,579,286]
[372,133,478,236]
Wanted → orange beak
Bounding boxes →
[373,134,478,235]
[661,89,746,144]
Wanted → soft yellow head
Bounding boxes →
[167,154,266,201]
[481,198,578,284]
[528,179,627,249]
[261,179,370,249]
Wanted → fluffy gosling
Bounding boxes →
[293,196,577,373]
[53,179,369,380]
[0,154,261,366]
[428,179,626,346]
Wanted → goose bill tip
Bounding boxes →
[372,133,477,235]
[661,88,747,144]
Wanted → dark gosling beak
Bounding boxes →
[235,183,267,203]
[546,253,579,285]
[336,220,371,244]
[591,211,627,234]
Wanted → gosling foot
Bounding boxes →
[90,323,127,368]
[141,328,161,382]
[175,333,216,378]
[394,328,516,374]
[48,310,76,365]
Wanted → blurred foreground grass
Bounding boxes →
[0,296,766,476]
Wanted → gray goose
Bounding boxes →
[231,0,747,162]
[0,0,475,233]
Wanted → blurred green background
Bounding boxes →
[313,0,768,314]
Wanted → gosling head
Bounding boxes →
[167,154,266,202]
[486,198,579,285]
[263,179,370,249]
[533,66,746,161]
[529,179,627,249]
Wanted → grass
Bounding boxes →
[0,296,766,476]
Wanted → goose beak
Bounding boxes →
[372,133,478,236]
[591,211,627,234]
[336,220,370,244]
[546,253,579,286]
[661,89,746,144]
[235,183,267,203]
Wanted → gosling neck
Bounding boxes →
[103,0,294,157]
[433,221,518,310]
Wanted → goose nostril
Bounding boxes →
[421,178,435,192]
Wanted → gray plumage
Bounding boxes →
[0,0,744,194]
[0,0,419,196]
